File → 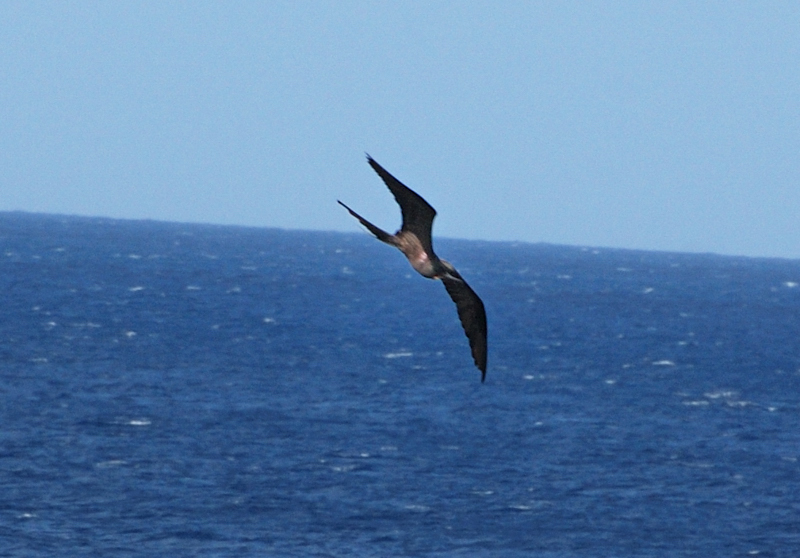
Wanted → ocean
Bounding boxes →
[1,211,799,557]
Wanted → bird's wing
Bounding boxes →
[338,201,397,246]
[366,155,437,256]
[441,272,487,381]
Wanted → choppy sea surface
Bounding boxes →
[1,211,799,557]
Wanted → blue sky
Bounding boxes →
[2,2,799,258]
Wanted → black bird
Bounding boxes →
[339,156,488,381]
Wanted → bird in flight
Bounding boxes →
[339,155,488,382]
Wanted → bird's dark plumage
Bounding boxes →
[366,157,438,257]
[339,155,488,381]
[442,273,488,376]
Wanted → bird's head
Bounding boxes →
[438,259,463,282]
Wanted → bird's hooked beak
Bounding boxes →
[438,260,464,283]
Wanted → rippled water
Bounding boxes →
[1,212,799,556]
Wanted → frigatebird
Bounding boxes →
[338,156,488,381]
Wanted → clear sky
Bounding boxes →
[2,2,799,258]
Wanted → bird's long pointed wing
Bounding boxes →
[441,273,487,381]
[338,200,396,245]
[366,155,437,256]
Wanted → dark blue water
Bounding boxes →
[1,212,799,557]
